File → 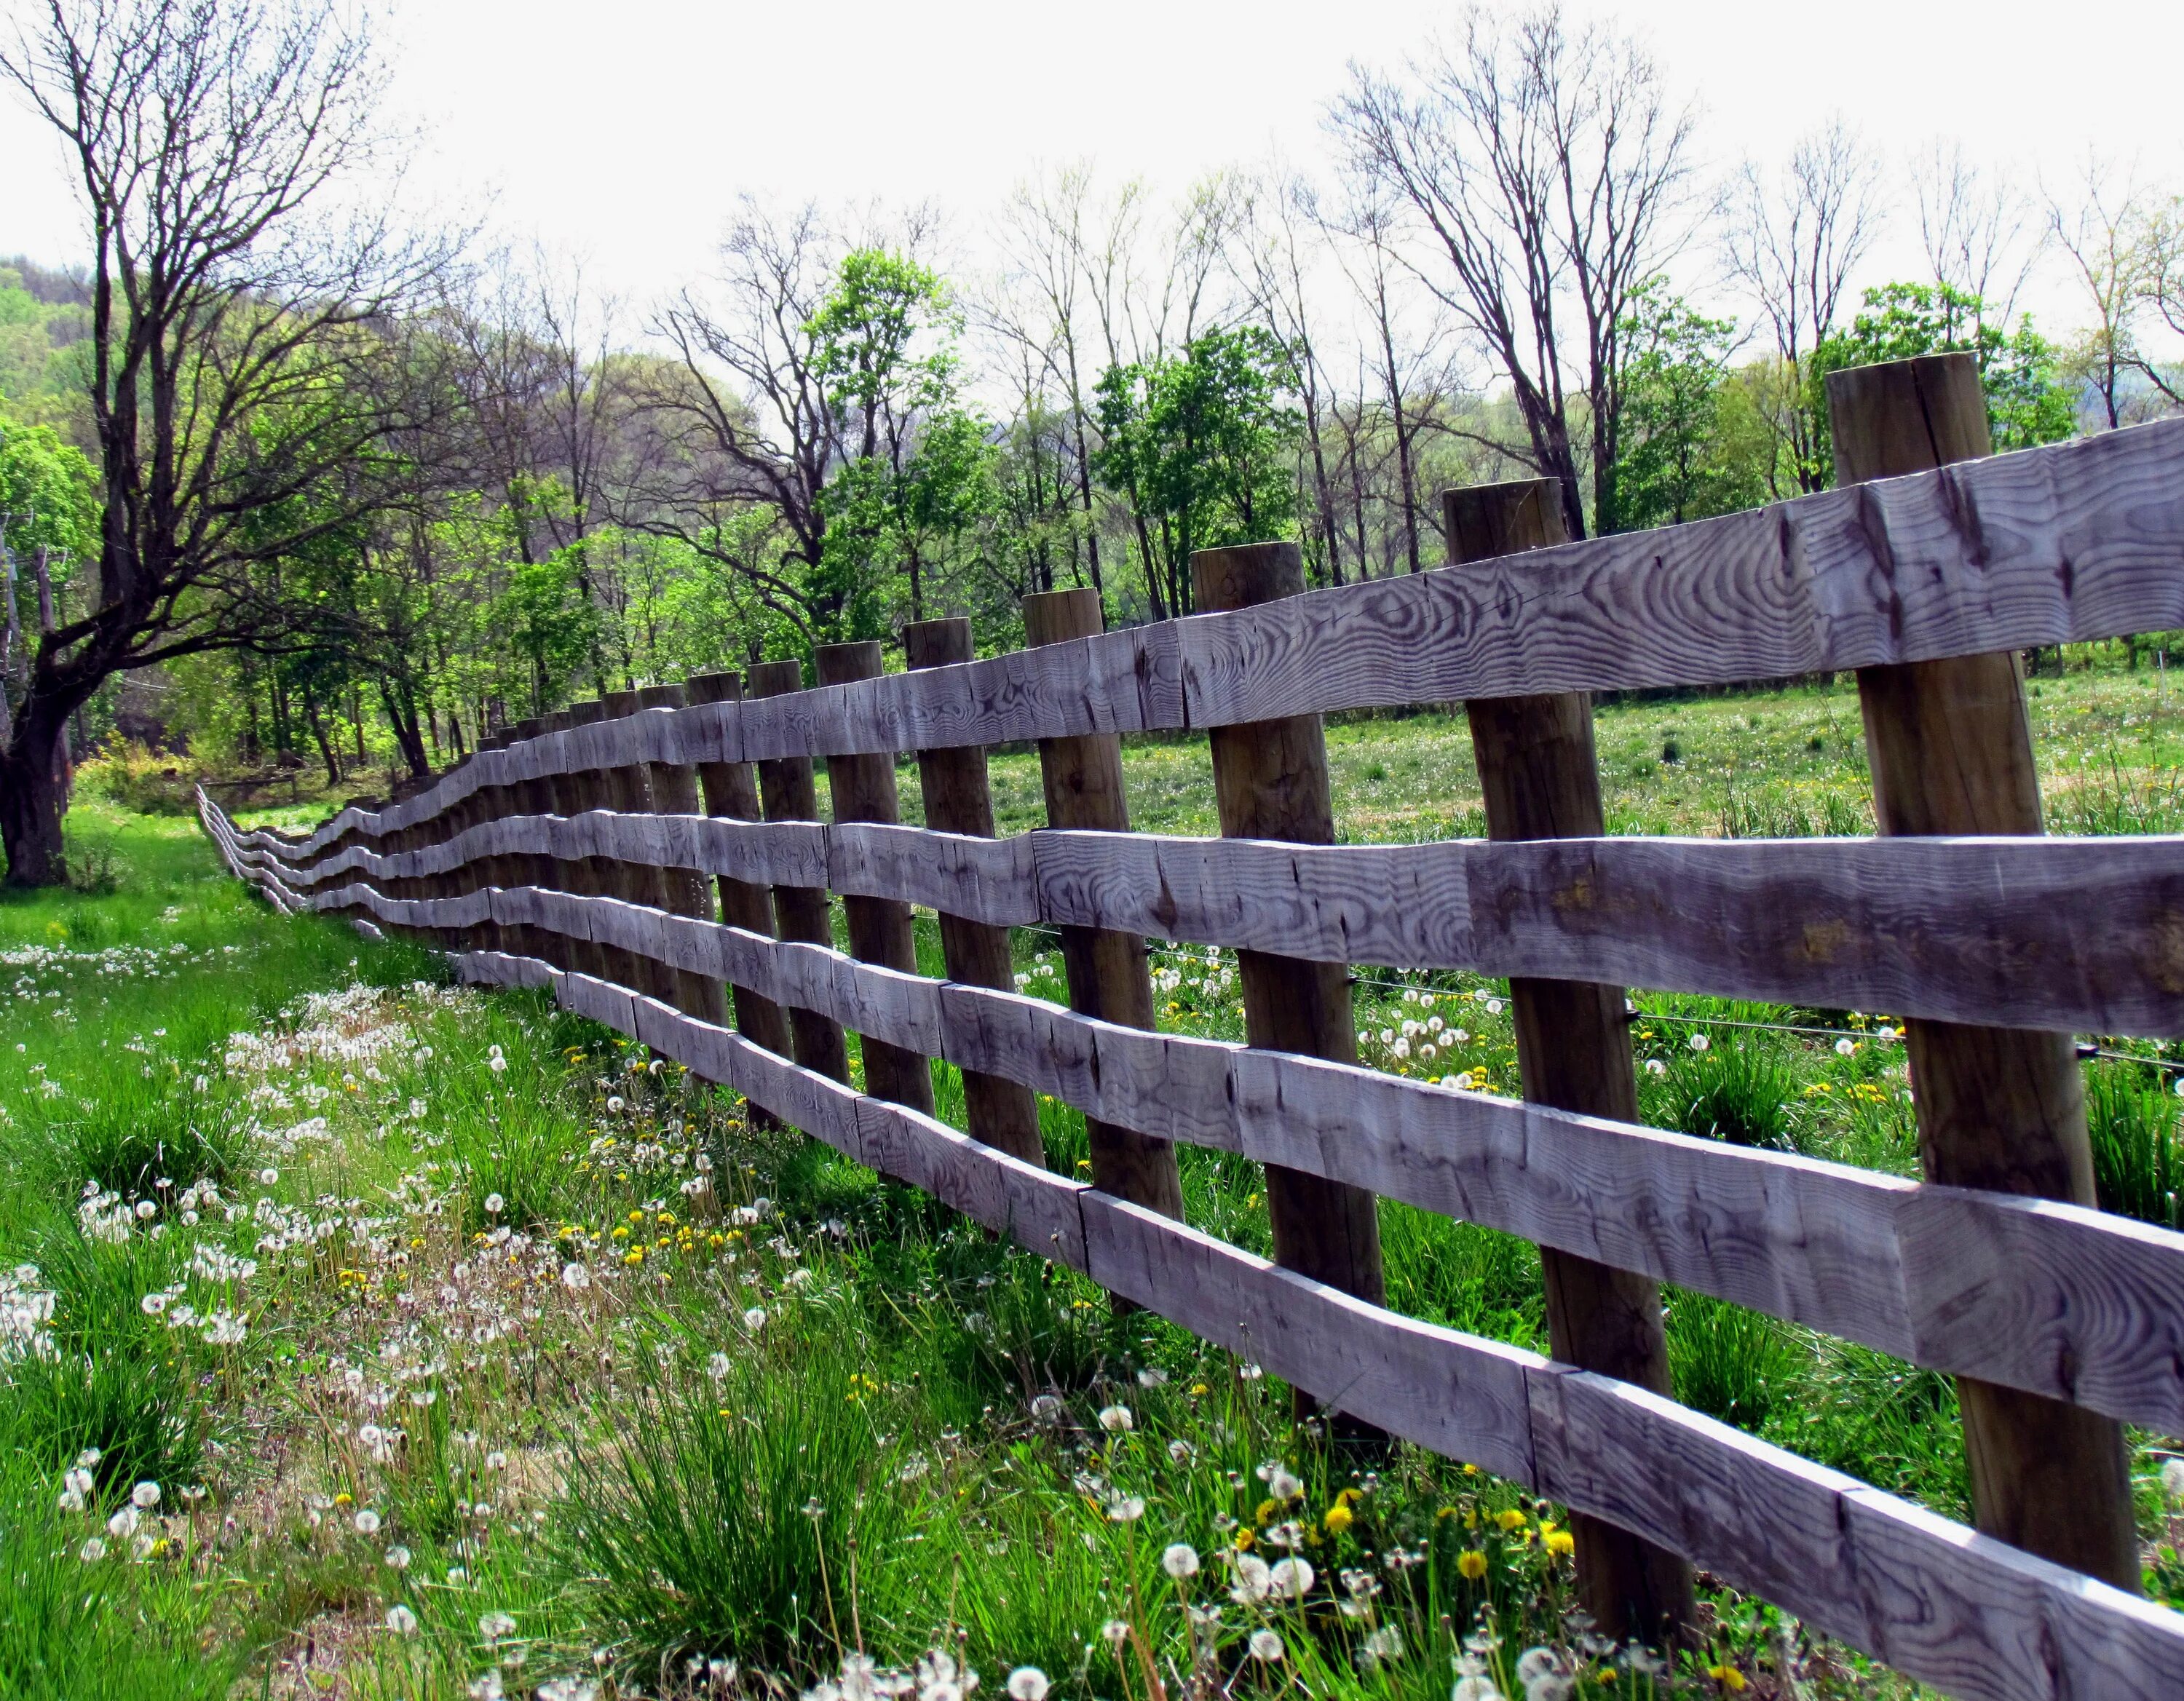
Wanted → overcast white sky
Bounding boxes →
[4,0,2182,337]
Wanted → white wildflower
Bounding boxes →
[386,1603,419,1635]
[1005,1670,1048,1701]
[1160,1542,1200,1579]
[1249,1630,1284,1663]
[1096,1404,1133,1432]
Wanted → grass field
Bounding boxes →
[11,653,2180,1699]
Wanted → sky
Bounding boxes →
[3,0,2182,338]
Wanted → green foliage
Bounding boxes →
[561,1334,917,1675]
[1666,1290,1795,1429]
[1612,285,1765,531]
[0,407,100,573]
[1095,326,1300,612]
[2086,1061,2184,1230]
[810,250,994,641]
[1807,282,2077,480]
[1642,1034,1802,1151]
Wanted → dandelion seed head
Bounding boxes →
[1160,1542,1200,1578]
[1248,1630,1284,1663]
[386,1604,419,1635]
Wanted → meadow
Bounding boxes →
[5,650,2183,1701]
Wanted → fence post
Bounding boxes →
[634,681,732,1031]
[519,714,587,976]
[600,689,684,1005]
[1021,589,1184,1220]
[1828,351,2139,1590]
[563,700,647,992]
[451,745,497,954]
[1190,543,1386,1378]
[502,718,555,968]
[684,671,793,1127]
[746,659,851,1085]
[812,641,935,1113]
[1446,477,1697,1646]
[904,617,1047,1166]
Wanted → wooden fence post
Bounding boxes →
[1446,477,1698,1646]
[1021,589,1184,1219]
[601,689,683,1005]
[635,681,732,1030]
[684,671,793,1127]
[746,659,851,1085]
[1827,352,2140,1590]
[1190,542,1386,1348]
[813,641,936,1114]
[562,700,645,991]
[502,718,556,969]
[904,616,1047,1167]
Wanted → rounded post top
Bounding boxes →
[1825,351,1991,485]
[1022,587,1104,648]
[511,718,542,740]
[904,616,973,670]
[1441,478,1568,566]
[567,699,605,726]
[745,659,805,699]
[815,640,885,686]
[601,689,641,718]
[542,710,574,733]
[1192,540,1305,613]
[685,670,743,706]
[635,682,687,711]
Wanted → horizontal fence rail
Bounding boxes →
[226,806,2184,1039]
[195,406,2184,1701]
[245,416,2184,860]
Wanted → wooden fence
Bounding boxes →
[199,358,2184,1700]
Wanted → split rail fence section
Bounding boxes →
[202,390,2184,1701]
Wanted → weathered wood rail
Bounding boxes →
[201,378,2184,1700]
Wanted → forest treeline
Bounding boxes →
[1,0,2181,879]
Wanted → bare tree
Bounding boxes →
[2049,156,2155,430]
[1232,167,1345,581]
[636,199,844,642]
[2140,193,2184,408]
[1915,140,2039,337]
[0,0,453,884]
[1722,118,1882,494]
[1336,1,1693,539]
[989,163,1109,595]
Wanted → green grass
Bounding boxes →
[22,649,2184,1697]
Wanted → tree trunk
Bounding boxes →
[0,707,71,887]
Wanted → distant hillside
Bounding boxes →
[0,256,93,446]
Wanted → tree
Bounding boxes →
[0,0,451,884]
[1336,2,1693,539]
[1722,120,1883,495]
[1094,326,1299,615]
[0,411,100,742]
[2048,158,2155,431]
[1805,282,2076,477]
[807,248,991,637]
[1613,286,1760,531]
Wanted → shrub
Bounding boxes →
[1666,1289,1794,1429]
[74,742,194,817]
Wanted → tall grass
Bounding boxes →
[2086,1060,2184,1229]
[561,1332,919,1675]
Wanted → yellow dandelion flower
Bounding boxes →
[1457,1549,1488,1581]
[1255,1498,1279,1526]
[1706,1667,1746,1693]
[624,1248,644,1266]
[1233,1528,1254,1551]
[1323,1503,1353,1535]
[1188,1382,1209,1397]
[1495,1507,1527,1533]
[333,1492,352,1507]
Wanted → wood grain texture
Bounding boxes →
[856,1097,1088,1269]
[1023,588,1185,1226]
[749,658,851,1085]
[906,614,1048,1169]
[1174,416,2184,732]
[815,640,935,1114]
[1195,540,1386,1414]
[1834,353,2139,1593]
[1450,476,1692,1643]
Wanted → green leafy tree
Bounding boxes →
[806,249,992,641]
[1806,283,2076,481]
[1613,288,1764,531]
[1094,326,1300,617]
